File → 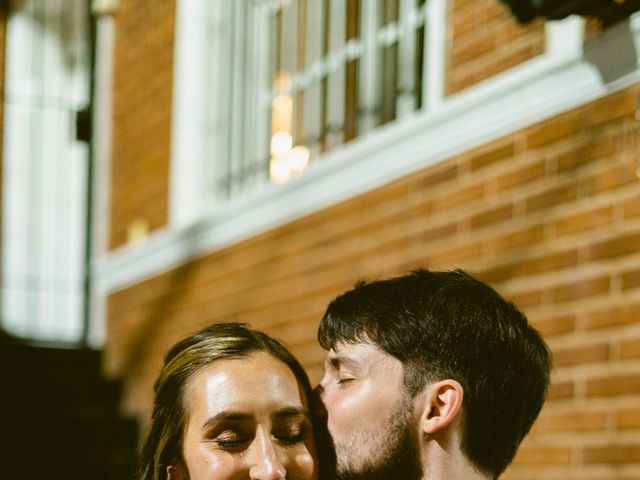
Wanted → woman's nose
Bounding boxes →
[248,433,286,480]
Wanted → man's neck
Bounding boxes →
[420,458,490,480]
[420,437,492,480]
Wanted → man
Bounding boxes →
[316,269,551,480]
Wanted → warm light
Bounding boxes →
[270,131,293,158]
[274,71,292,92]
[270,156,291,184]
[126,218,149,244]
[272,94,293,133]
[289,145,310,173]
[269,71,309,185]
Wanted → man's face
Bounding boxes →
[317,342,423,480]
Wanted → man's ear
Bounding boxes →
[166,461,188,480]
[419,379,464,435]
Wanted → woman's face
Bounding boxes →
[170,352,317,480]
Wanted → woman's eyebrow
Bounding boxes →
[201,411,253,429]
[273,406,310,420]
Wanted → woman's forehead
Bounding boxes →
[184,352,307,418]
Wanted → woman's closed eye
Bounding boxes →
[212,430,252,452]
[273,423,308,446]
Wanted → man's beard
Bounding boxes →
[334,395,423,480]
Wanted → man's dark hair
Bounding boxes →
[318,269,551,478]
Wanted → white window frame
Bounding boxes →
[169,0,446,228]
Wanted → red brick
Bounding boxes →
[621,338,640,359]
[488,224,545,253]
[420,222,458,242]
[470,142,515,171]
[452,32,497,65]
[434,183,485,209]
[428,242,483,266]
[526,183,577,213]
[447,0,544,94]
[518,249,578,275]
[621,268,640,290]
[583,445,640,464]
[475,264,514,283]
[111,0,176,249]
[588,231,640,260]
[556,135,614,172]
[471,203,514,229]
[586,374,640,397]
[582,162,638,195]
[585,87,639,127]
[479,41,542,83]
[418,164,458,188]
[616,407,640,429]
[495,160,546,191]
[452,0,480,11]
[507,289,542,309]
[449,73,477,94]
[530,314,575,336]
[554,205,613,236]
[514,446,572,465]
[553,343,609,367]
[586,303,640,330]
[552,276,610,303]
[536,410,607,432]
[547,380,574,400]
[624,196,640,219]
[453,11,475,38]
[525,114,582,148]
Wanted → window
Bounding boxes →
[205,0,432,197]
[1,0,91,342]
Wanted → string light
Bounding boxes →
[289,145,310,173]
[269,70,311,183]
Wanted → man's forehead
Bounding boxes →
[327,341,392,366]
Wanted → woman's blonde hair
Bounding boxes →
[137,322,314,480]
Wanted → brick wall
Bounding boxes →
[106,83,640,478]
[106,0,545,252]
[447,0,545,94]
[105,1,640,477]
[110,0,175,249]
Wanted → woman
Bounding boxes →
[138,322,325,480]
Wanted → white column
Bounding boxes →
[325,0,346,149]
[169,0,209,227]
[303,0,323,157]
[88,2,117,347]
[359,0,380,134]
[396,0,418,118]
[545,15,584,56]
[424,0,445,110]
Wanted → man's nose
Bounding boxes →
[311,384,327,418]
[248,432,286,480]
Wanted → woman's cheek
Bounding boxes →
[294,449,317,479]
